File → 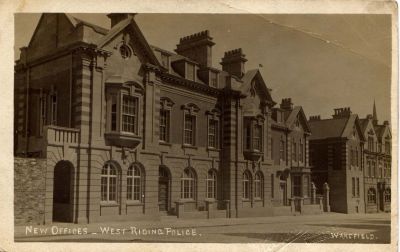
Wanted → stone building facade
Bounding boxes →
[14,13,322,224]
[359,103,391,213]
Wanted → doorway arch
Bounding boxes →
[158,165,171,213]
[52,160,74,222]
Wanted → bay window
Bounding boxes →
[243,116,264,161]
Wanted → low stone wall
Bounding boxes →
[14,157,47,225]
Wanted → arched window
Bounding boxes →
[127,165,143,201]
[101,163,118,202]
[254,172,264,199]
[206,169,217,199]
[367,188,376,204]
[384,188,391,202]
[243,171,252,200]
[181,168,196,199]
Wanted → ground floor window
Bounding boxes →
[367,188,376,204]
[243,171,251,200]
[254,172,263,199]
[206,169,217,199]
[127,165,143,201]
[292,175,301,197]
[384,188,391,202]
[181,168,196,199]
[101,163,118,202]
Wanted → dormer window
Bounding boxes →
[210,71,218,88]
[161,53,169,70]
[186,63,195,81]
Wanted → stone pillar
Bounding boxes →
[224,200,231,218]
[175,201,185,218]
[290,198,295,213]
[299,197,304,213]
[311,182,316,204]
[323,182,331,212]
[205,199,215,219]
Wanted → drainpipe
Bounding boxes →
[25,67,30,156]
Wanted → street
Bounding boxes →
[15,212,391,243]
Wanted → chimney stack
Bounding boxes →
[309,115,321,121]
[107,13,136,28]
[280,98,293,110]
[220,48,247,78]
[366,114,373,120]
[332,107,352,119]
[383,120,389,126]
[175,30,215,67]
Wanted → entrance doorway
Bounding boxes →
[158,166,170,212]
[52,161,74,222]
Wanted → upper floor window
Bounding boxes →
[244,116,264,153]
[279,139,285,161]
[368,137,374,152]
[182,103,200,146]
[127,164,143,202]
[292,141,297,162]
[121,95,138,134]
[206,169,217,199]
[252,125,262,151]
[159,97,174,143]
[106,83,143,137]
[385,141,391,154]
[208,119,219,148]
[299,141,304,162]
[101,163,119,202]
[160,109,170,142]
[184,115,196,145]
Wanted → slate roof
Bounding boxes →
[309,117,349,140]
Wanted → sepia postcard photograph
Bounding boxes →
[0,0,398,251]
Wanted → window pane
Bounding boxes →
[122,95,137,133]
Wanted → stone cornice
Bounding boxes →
[158,72,222,97]
[15,42,112,71]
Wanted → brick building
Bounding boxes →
[308,105,392,214]
[359,103,391,213]
[308,108,366,214]
[14,13,322,224]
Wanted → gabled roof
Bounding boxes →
[240,69,275,105]
[358,118,370,133]
[96,16,161,67]
[285,106,311,133]
[309,114,365,141]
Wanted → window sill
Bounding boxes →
[254,198,263,202]
[100,201,119,207]
[177,199,196,203]
[207,147,221,152]
[182,144,198,150]
[159,141,172,146]
[242,199,251,202]
[126,201,144,206]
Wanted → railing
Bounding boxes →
[45,125,80,145]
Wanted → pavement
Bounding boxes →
[14,212,391,243]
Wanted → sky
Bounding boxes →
[14,13,392,122]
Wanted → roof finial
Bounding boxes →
[373,99,378,125]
